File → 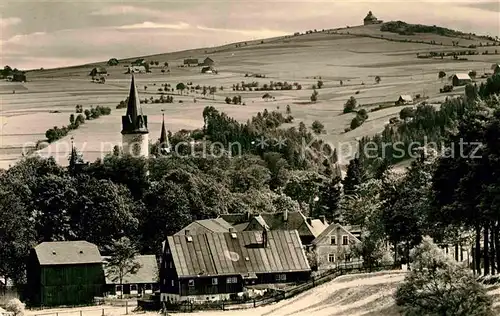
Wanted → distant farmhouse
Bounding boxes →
[220,210,328,245]
[26,241,105,306]
[6,71,26,82]
[160,230,310,303]
[103,255,159,297]
[311,223,362,271]
[183,58,199,66]
[363,11,383,25]
[127,65,147,74]
[452,73,472,86]
[202,57,215,66]
[201,66,215,74]
[89,67,107,77]
[396,95,414,105]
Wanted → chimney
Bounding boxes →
[283,210,288,222]
[319,215,327,225]
[185,229,190,236]
[229,228,234,233]
[306,217,312,225]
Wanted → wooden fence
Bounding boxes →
[161,263,400,313]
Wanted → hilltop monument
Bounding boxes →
[121,75,149,157]
[363,11,383,25]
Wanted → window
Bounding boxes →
[212,278,218,285]
[275,274,287,281]
[169,261,173,268]
[130,284,137,291]
[226,277,237,284]
[330,236,336,245]
[328,254,335,263]
[166,248,171,254]
[145,284,152,290]
[116,285,122,292]
[342,235,349,245]
[171,280,174,287]
[188,279,195,287]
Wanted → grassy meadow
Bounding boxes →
[1,24,499,169]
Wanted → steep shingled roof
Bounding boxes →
[166,230,310,278]
[34,241,102,265]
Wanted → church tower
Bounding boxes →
[158,112,171,155]
[121,75,149,157]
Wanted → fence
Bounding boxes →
[163,263,400,313]
[31,301,138,316]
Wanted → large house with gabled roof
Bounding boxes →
[310,223,362,271]
[160,230,310,303]
[220,210,328,245]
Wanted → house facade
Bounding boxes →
[396,95,413,105]
[220,211,328,245]
[202,57,215,66]
[160,230,311,303]
[310,224,362,271]
[103,255,159,297]
[26,241,105,306]
[452,73,472,86]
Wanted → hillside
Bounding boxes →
[1,22,499,169]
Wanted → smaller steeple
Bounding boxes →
[159,111,171,155]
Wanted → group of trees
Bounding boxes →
[350,109,368,130]
[233,81,302,92]
[225,96,243,105]
[45,106,111,143]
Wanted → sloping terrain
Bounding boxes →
[1,23,498,168]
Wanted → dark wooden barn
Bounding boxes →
[26,241,105,307]
[160,229,311,303]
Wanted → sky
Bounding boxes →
[0,0,499,70]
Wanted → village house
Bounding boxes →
[452,73,472,86]
[220,210,328,245]
[363,11,383,25]
[183,58,199,66]
[175,218,235,235]
[127,65,147,74]
[89,67,107,77]
[310,223,362,272]
[103,255,159,297]
[132,59,145,66]
[202,57,215,66]
[201,66,215,74]
[160,229,310,303]
[26,241,105,306]
[396,95,413,105]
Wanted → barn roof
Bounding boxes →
[103,255,158,284]
[34,241,102,265]
[453,73,471,80]
[166,230,310,278]
[398,95,413,102]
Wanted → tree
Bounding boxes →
[469,70,477,79]
[69,114,75,125]
[343,96,357,113]
[342,158,366,196]
[438,71,447,80]
[310,89,318,103]
[317,80,324,89]
[84,109,91,120]
[105,237,142,298]
[399,107,416,121]
[225,97,232,104]
[374,76,381,84]
[395,237,493,316]
[176,82,186,94]
[311,120,324,134]
[286,104,291,115]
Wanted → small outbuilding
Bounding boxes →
[127,65,146,74]
[89,67,107,77]
[103,255,159,297]
[396,95,413,105]
[363,11,382,25]
[202,57,215,66]
[452,73,472,86]
[26,241,105,307]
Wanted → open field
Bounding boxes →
[1,25,499,169]
[23,271,500,316]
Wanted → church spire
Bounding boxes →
[121,74,148,134]
[159,111,171,154]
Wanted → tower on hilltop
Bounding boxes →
[121,75,149,157]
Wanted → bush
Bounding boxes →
[6,298,25,316]
[350,116,362,130]
[343,96,357,113]
[311,120,324,134]
[395,237,493,316]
